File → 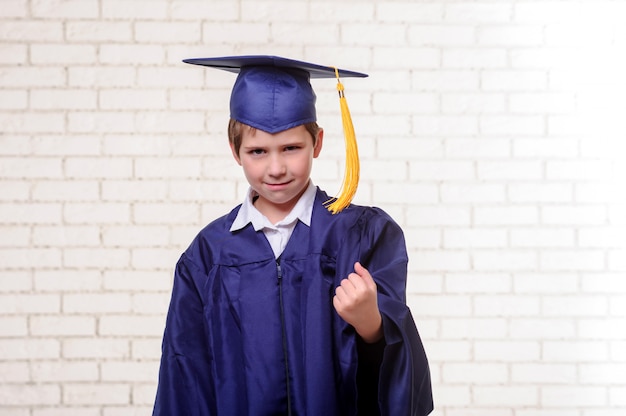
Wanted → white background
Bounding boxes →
[1,0,626,414]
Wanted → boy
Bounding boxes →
[153,56,433,416]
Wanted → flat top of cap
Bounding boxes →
[182,55,368,79]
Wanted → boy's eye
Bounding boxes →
[249,149,265,155]
[284,145,300,152]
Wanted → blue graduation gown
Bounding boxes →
[153,188,433,416]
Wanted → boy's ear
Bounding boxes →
[313,128,324,158]
[230,141,242,165]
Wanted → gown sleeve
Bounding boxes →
[152,254,215,416]
[349,209,434,416]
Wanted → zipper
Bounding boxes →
[277,259,292,415]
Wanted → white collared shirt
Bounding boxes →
[230,181,317,258]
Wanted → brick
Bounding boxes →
[512,363,576,383]
[407,206,471,226]
[0,157,63,178]
[510,92,576,113]
[0,225,30,246]
[99,89,166,110]
[508,183,573,203]
[372,183,438,204]
[442,183,506,203]
[445,3,512,22]
[475,206,539,225]
[444,229,507,248]
[242,1,308,21]
[32,0,98,18]
[511,228,575,248]
[134,157,202,178]
[64,202,130,224]
[132,248,181,269]
[65,157,133,178]
[1,202,62,225]
[414,115,479,136]
[445,272,511,292]
[273,23,338,45]
[133,293,170,314]
[32,135,101,156]
[413,70,479,91]
[0,384,60,405]
[514,273,578,293]
[133,203,199,225]
[478,25,543,46]
[1,294,61,313]
[0,0,27,17]
[376,3,442,22]
[0,136,31,155]
[68,67,136,88]
[134,21,200,43]
[409,25,475,46]
[0,248,62,268]
[0,90,27,109]
[0,362,30,382]
[34,269,102,292]
[509,319,576,339]
[375,47,440,69]
[32,181,99,201]
[473,251,537,271]
[133,384,160,405]
[168,180,239,202]
[0,316,28,336]
[63,384,130,405]
[0,67,66,87]
[138,67,203,88]
[379,138,443,159]
[170,0,239,20]
[132,339,163,360]
[482,70,547,91]
[31,360,99,382]
[475,295,540,316]
[442,93,507,113]
[30,316,96,336]
[404,228,440,250]
[0,180,30,201]
[541,386,606,407]
[202,22,269,44]
[443,363,508,383]
[63,338,129,359]
[425,340,471,362]
[441,318,508,339]
[0,338,60,360]
[342,23,405,46]
[31,44,96,65]
[0,21,63,41]
[541,250,605,271]
[67,111,134,133]
[373,92,439,114]
[579,319,626,340]
[101,361,158,382]
[135,111,205,134]
[0,112,65,133]
[99,316,164,336]
[542,296,608,317]
[66,21,132,42]
[102,0,167,19]
[63,293,131,314]
[474,386,538,406]
[547,160,613,181]
[102,225,169,247]
[100,45,165,65]
[432,385,471,407]
[407,294,471,316]
[475,340,540,362]
[443,49,507,69]
[477,160,543,180]
[63,248,130,269]
[542,206,606,225]
[405,272,442,293]
[33,225,100,247]
[480,115,545,136]
[0,271,32,292]
[445,138,510,158]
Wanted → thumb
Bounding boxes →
[354,262,374,283]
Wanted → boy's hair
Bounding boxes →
[228,119,321,156]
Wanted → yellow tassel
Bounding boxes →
[324,68,360,214]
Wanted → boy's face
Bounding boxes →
[231,124,323,220]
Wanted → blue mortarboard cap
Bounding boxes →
[182,55,368,133]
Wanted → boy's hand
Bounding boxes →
[333,262,383,343]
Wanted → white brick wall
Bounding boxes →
[1,0,625,414]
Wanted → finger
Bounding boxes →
[353,262,375,286]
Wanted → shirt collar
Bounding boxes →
[230,181,317,232]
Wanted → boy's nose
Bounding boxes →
[268,154,287,176]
